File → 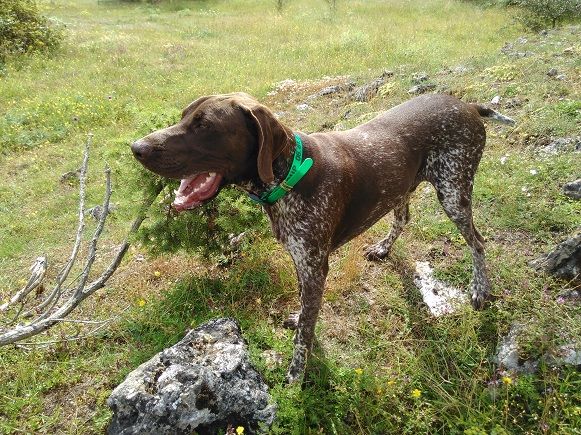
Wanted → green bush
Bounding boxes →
[136,169,267,259]
[0,0,63,63]
[513,0,581,29]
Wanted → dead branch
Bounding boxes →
[0,136,162,346]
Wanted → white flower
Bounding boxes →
[530,169,538,175]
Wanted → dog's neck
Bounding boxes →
[239,139,298,203]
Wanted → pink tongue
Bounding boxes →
[172,172,222,211]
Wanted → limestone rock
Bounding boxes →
[563,179,581,200]
[530,233,581,282]
[413,261,468,316]
[107,318,276,435]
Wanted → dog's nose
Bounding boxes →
[131,140,152,162]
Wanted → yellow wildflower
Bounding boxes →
[137,299,146,307]
[354,368,363,375]
[502,376,513,385]
[411,389,422,399]
[236,426,244,435]
[387,379,396,386]
[154,271,162,277]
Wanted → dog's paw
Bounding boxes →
[284,364,305,385]
[282,312,299,330]
[470,282,491,310]
[363,243,390,261]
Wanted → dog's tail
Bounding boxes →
[471,104,516,125]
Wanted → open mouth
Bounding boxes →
[173,172,223,212]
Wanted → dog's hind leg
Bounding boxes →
[427,150,491,309]
[364,196,411,261]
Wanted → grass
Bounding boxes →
[1,0,580,433]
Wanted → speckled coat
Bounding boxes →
[131,92,514,383]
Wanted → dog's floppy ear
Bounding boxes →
[237,95,293,184]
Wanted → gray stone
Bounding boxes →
[505,97,524,108]
[530,233,581,282]
[538,136,581,156]
[495,323,580,373]
[563,179,581,200]
[407,83,436,95]
[85,204,116,221]
[411,72,429,84]
[413,261,468,317]
[495,323,538,374]
[107,318,276,435]
[310,81,355,99]
[60,168,81,184]
[350,71,393,102]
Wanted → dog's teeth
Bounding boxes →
[209,172,216,177]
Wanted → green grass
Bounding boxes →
[1,0,580,433]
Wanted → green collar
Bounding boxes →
[249,133,313,205]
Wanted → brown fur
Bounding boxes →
[132,92,509,383]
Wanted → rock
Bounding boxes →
[495,323,581,373]
[495,324,538,374]
[296,103,311,111]
[505,97,524,108]
[60,168,81,184]
[563,46,575,56]
[537,136,581,156]
[267,79,296,96]
[107,318,276,435]
[547,68,559,77]
[555,74,567,81]
[563,179,581,200]
[453,65,469,74]
[530,233,581,282]
[491,95,501,105]
[407,83,436,95]
[411,72,429,84]
[309,81,356,99]
[85,204,116,221]
[350,70,393,102]
[413,261,468,316]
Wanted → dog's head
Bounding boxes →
[131,93,293,211]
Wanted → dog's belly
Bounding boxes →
[330,191,408,250]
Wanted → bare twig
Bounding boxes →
[0,256,47,313]
[0,136,163,346]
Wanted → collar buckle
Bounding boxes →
[249,133,313,205]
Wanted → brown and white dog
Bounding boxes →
[131,92,514,383]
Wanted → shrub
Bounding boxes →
[136,169,267,259]
[513,0,581,30]
[0,0,63,63]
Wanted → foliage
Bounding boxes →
[513,0,581,29]
[136,176,267,258]
[0,0,63,63]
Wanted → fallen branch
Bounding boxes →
[0,136,162,346]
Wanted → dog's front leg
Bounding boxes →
[285,249,329,384]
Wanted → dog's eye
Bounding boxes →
[191,114,210,130]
